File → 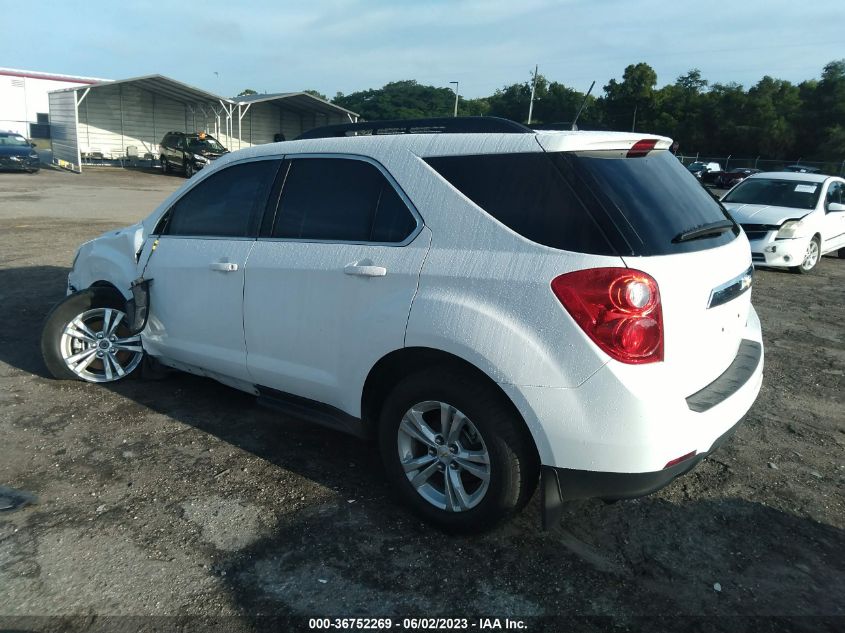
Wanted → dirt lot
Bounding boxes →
[0,168,843,632]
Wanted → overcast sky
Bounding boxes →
[3,0,843,98]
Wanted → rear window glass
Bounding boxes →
[424,153,615,255]
[722,178,821,210]
[426,150,738,256]
[554,150,739,255]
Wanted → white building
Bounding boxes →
[0,68,106,137]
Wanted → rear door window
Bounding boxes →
[272,157,417,243]
[164,159,281,238]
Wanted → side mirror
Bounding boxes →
[30,142,37,148]
[827,202,845,212]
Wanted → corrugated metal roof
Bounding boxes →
[232,92,358,117]
[50,74,224,104]
[48,75,359,117]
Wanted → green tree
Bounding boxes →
[333,80,459,120]
[237,88,258,96]
[601,63,658,131]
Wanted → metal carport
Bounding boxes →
[48,76,360,172]
[229,92,359,150]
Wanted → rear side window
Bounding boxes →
[424,153,615,255]
[723,178,822,210]
[272,157,416,243]
[164,159,280,238]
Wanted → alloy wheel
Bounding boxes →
[801,239,819,271]
[59,307,142,382]
[397,400,491,512]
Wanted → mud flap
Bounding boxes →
[541,466,565,530]
[125,278,152,335]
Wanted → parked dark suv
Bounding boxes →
[159,131,228,178]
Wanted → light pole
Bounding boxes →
[450,81,459,117]
[527,64,538,125]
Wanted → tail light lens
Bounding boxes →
[551,268,663,364]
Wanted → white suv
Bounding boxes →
[41,117,764,532]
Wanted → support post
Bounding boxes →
[119,84,125,164]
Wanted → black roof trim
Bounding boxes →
[296,116,533,140]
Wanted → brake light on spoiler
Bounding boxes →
[627,139,658,158]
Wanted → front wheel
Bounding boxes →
[185,160,195,179]
[378,367,538,533]
[161,156,169,175]
[794,236,821,274]
[41,288,143,382]
[838,247,845,259]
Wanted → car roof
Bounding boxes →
[210,129,674,168]
[746,171,830,183]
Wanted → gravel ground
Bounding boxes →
[0,168,843,632]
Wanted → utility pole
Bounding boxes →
[450,81,459,117]
[527,64,538,125]
[631,103,637,132]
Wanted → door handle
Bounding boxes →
[209,261,238,272]
[344,263,387,277]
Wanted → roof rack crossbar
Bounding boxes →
[296,116,533,140]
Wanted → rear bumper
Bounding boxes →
[501,305,764,474]
[540,417,742,528]
[544,415,741,502]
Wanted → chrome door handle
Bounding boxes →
[343,263,387,277]
[209,262,238,272]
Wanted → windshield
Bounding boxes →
[187,137,226,152]
[0,134,30,147]
[722,178,821,210]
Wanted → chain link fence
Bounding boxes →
[678,155,845,176]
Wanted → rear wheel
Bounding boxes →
[378,367,538,533]
[838,247,845,259]
[41,288,143,383]
[794,236,821,274]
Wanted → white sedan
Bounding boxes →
[721,172,845,273]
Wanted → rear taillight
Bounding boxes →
[551,268,663,364]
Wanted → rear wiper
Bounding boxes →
[672,220,735,243]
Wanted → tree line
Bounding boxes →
[321,60,845,161]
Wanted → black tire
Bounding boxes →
[41,287,142,382]
[793,235,821,274]
[838,248,845,259]
[185,160,194,179]
[378,367,539,533]
[160,156,169,175]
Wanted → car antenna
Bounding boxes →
[571,81,595,131]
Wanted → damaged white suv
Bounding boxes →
[42,117,764,532]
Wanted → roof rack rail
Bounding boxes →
[296,116,533,140]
